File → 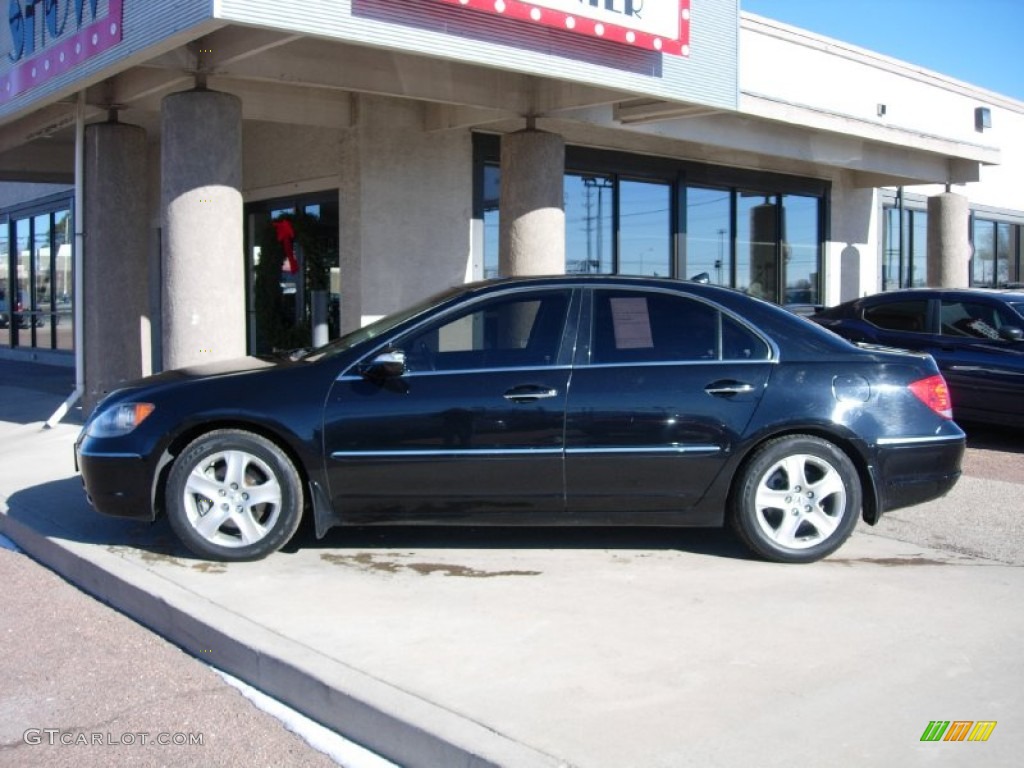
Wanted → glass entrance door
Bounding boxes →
[245,193,339,355]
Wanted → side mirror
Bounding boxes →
[999,326,1024,342]
[360,349,407,381]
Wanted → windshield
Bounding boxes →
[296,284,467,362]
[1008,301,1024,322]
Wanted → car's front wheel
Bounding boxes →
[165,429,303,561]
[729,435,861,563]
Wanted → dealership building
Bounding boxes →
[0,0,1021,412]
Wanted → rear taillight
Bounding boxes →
[908,374,953,419]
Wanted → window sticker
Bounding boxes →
[610,297,654,349]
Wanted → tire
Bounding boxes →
[165,429,304,561]
[729,435,861,564]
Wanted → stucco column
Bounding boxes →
[499,129,565,276]
[927,192,970,287]
[83,119,149,412]
[161,87,244,369]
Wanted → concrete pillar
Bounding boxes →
[161,88,244,370]
[499,129,565,276]
[927,192,970,288]
[339,122,363,334]
[83,119,149,412]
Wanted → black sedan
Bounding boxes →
[76,276,964,564]
[811,288,1024,427]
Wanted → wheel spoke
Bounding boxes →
[803,508,840,539]
[244,479,282,507]
[184,470,223,501]
[231,509,266,545]
[754,485,791,510]
[779,455,808,489]
[810,468,846,504]
[195,504,232,539]
[224,450,247,490]
[769,511,804,548]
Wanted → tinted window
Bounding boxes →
[401,291,570,372]
[940,300,1021,339]
[863,300,929,333]
[591,290,769,364]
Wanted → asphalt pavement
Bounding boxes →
[0,358,1021,767]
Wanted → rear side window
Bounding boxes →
[940,300,1021,339]
[863,300,929,333]
[591,290,770,364]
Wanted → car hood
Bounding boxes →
[102,355,290,401]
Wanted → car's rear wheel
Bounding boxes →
[165,429,303,561]
[729,435,861,563]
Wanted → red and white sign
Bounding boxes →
[434,0,690,56]
[1,0,124,105]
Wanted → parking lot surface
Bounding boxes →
[0,361,1021,767]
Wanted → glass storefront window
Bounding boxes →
[971,218,1019,288]
[618,180,671,277]
[782,194,820,305]
[15,218,29,347]
[34,213,51,348]
[684,187,731,285]
[565,173,613,274]
[483,164,500,279]
[474,138,824,305]
[0,219,8,346]
[737,192,780,302]
[882,206,927,290]
[973,219,996,286]
[54,209,73,350]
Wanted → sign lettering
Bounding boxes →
[2,0,120,104]
[431,0,690,56]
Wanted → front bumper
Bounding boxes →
[75,439,156,521]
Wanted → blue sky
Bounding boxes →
[741,0,1024,101]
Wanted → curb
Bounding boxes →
[0,496,568,768]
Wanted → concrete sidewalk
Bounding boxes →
[1,363,1022,767]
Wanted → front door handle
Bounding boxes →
[504,385,558,403]
[705,380,755,397]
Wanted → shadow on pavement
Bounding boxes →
[963,422,1024,455]
[6,476,753,562]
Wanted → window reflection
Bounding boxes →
[737,192,780,302]
[565,174,613,274]
[685,187,731,285]
[618,180,670,277]
[782,194,820,306]
[54,210,73,351]
[476,147,824,305]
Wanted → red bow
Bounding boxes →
[273,219,298,273]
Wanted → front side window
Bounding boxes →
[863,300,929,333]
[591,290,769,365]
[400,291,570,372]
[940,300,1021,339]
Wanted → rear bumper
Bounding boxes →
[872,433,965,515]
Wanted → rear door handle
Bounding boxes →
[705,380,755,397]
[504,385,558,403]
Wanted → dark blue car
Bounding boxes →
[77,276,964,564]
[812,288,1024,428]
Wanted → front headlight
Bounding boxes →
[85,403,156,438]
